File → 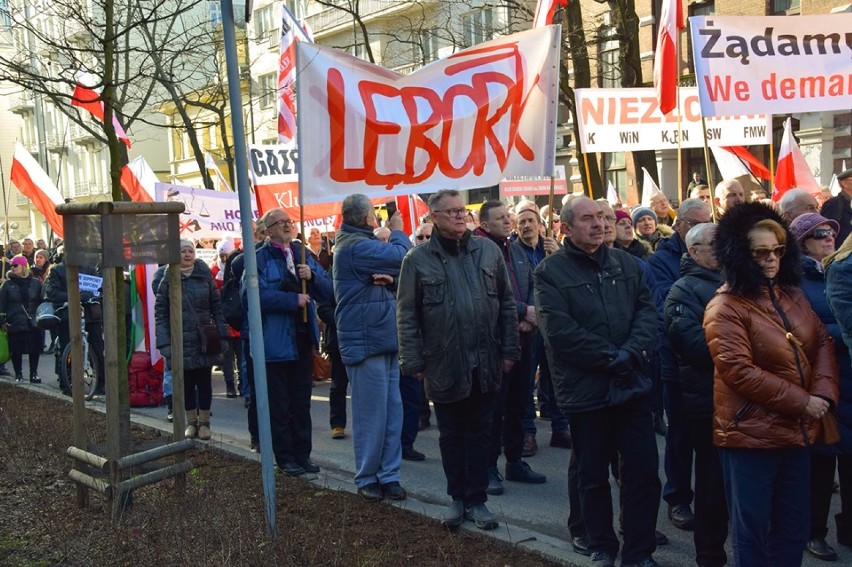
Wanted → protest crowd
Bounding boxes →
[3,168,852,567]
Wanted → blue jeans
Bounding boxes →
[163,367,172,398]
[663,381,694,507]
[720,446,809,567]
[400,372,423,449]
[346,354,403,488]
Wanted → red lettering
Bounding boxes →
[620,97,639,124]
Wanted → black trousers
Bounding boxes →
[811,452,852,540]
[569,397,661,564]
[184,366,212,412]
[266,337,314,467]
[688,416,728,567]
[9,329,40,377]
[433,371,496,505]
[328,351,349,430]
[242,337,258,444]
[489,341,533,465]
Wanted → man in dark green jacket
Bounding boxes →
[397,190,520,531]
[534,196,661,567]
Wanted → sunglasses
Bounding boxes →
[751,245,786,261]
[416,234,431,241]
[810,228,836,240]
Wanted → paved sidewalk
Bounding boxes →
[6,355,847,566]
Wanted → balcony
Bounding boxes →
[8,91,34,114]
[46,132,67,153]
[305,0,422,36]
[73,180,102,198]
[69,123,98,145]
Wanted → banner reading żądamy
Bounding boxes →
[295,26,561,205]
[690,14,852,117]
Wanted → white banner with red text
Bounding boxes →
[690,14,852,117]
[575,88,771,153]
[295,26,561,204]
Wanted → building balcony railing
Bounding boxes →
[46,132,67,153]
[73,180,101,198]
[8,90,34,114]
[305,0,420,36]
[16,191,31,206]
[69,123,98,145]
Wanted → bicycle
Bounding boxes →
[55,299,101,399]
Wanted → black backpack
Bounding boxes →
[221,251,244,331]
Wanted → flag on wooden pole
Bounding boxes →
[710,146,771,182]
[119,156,156,202]
[277,4,313,147]
[10,142,64,236]
[653,0,683,115]
[774,117,821,201]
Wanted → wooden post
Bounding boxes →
[101,268,126,520]
[66,265,87,509]
[168,263,186,491]
[700,116,718,223]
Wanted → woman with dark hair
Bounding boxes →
[704,202,839,567]
[0,255,43,383]
[789,213,851,561]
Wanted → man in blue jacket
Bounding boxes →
[333,193,411,502]
[249,208,333,477]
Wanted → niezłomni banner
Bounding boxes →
[690,14,852,117]
[575,87,771,153]
[295,26,561,204]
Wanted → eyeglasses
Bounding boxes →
[267,219,294,229]
[433,208,467,218]
[416,234,431,241]
[693,240,715,248]
[681,218,708,228]
[810,228,836,240]
[751,245,786,261]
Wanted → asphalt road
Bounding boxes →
[7,355,848,567]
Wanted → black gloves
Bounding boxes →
[606,349,635,387]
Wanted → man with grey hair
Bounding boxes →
[333,193,411,502]
[535,196,660,567]
[713,179,745,215]
[777,188,819,223]
[398,189,520,530]
[250,207,333,477]
[663,222,727,567]
[411,222,433,246]
[647,197,712,532]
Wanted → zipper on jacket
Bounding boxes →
[732,401,754,424]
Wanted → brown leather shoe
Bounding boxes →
[550,429,572,449]
[521,434,538,457]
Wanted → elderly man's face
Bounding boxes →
[481,205,512,240]
[22,239,34,253]
[651,194,671,218]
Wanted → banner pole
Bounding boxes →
[546,175,555,246]
[299,204,307,323]
[582,153,592,198]
[769,131,775,197]
[676,35,683,204]
[701,116,717,223]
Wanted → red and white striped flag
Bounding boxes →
[710,146,771,182]
[119,156,156,202]
[653,0,684,115]
[278,5,313,147]
[774,117,821,201]
[10,142,65,237]
[533,0,568,28]
[71,72,132,148]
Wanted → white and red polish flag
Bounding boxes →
[10,142,65,237]
[606,179,622,206]
[119,156,156,202]
[205,152,232,192]
[774,117,821,201]
[533,0,568,28]
[71,72,132,148]
[653,0,683,115]
[710,145,771,182]
[278,4,313,147]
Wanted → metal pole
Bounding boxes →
[220,0,277,539]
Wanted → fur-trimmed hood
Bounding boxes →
[714,202,800,297]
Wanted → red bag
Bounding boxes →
[129,352,164,407]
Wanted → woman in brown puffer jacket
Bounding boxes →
[703,202,838,567]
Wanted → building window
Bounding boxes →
[253,5,275,40]
[462,8,493,47]
[598,26,619,88]
[0,0,10,30]
[418,29,440,65]
[772,0,800,14]
[258,73,276,108]
[604,152,627,203]
[352,43,368,60]
[687,3,715,68]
